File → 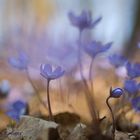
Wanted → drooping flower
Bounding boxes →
[131,97,140,112]
[109,54,128,68]
[40,64,65,80]
[110,87,124,98]
[126,62,140,79]
[6,100,28,121]
[106,87,123,138]
[8,51,29,70]
[68,10,102,31]
[124,80,140,95]
[84,41,112,58]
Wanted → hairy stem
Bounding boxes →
[46,79,53,120]
[106,96,115,139]
[25,68,47,110]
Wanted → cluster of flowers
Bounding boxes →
[5,10,139,129]
[109,53,140,112]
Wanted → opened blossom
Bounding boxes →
[6,100,28,121]
[40,64,65,120]
[126,62,140,79]
[8,51,29,70]
[124,80,140,95]
[68,10,102,31]
[84,41,112,58]
[131,97,140,112]
[40,64,65,80]
[109,54,128,68]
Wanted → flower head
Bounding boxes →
[40,64,65,80]
[6,100,28,121]
[131,97,140,112]
[110,87,123,98]
[126,62,140,79]
[109,54,128,68]
[8,51,29,70]
[84,41,112,58]
[124,80,140,95]
[68,10,102,31]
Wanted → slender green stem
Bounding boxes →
[25,68,47,110]
[46,79,53,120]
[106,96,115,139]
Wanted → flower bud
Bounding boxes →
[110,87,123,98]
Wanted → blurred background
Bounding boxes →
[0,0,140,129]
[0,0,140,52]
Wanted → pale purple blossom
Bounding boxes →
[6,100,28,121]
[131,97,140,112]
[126,62,140,79]
[109,54,128,68]
[68,10,102,31]
[40,64,65,80]
[84,41,112,58]
[8,51,29,70]
[124,80,140,95]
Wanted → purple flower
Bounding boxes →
[8,51,29,70]
[6,111,20,121]
[126,62,140,79]
[110,87,123,98]
[12,100,28,115]
[109,54,128,68]
[6,100,28,121]
[124,80,140,95]
[84,41,112,58]
[68,10,102,31]
[131,97,140,112]
[40,64,65,80]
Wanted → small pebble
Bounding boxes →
[128,133,137,140]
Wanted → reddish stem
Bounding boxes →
[46,79,53,120]
[78,31,98,125]
[106,96,115,139]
